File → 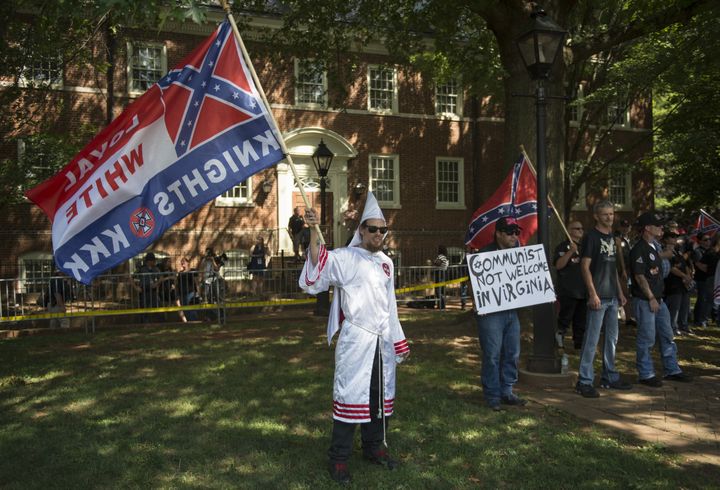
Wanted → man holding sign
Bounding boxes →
[472,217,529,411]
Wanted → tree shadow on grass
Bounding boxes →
[1,312,719,488]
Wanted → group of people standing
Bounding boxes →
[552,201,719,398]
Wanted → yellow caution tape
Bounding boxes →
[0,277,468,323]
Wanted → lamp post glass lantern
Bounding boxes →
[311,139,334,316]
[312,139,334,227]
[516,7,566,81]
[517,6,567,374]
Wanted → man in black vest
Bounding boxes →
[630,212,692,387]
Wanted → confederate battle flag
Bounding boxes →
[465,154,539,248]
[26,21,285,284]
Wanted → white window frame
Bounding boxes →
[222,249,251,281]
[571,165,632,211]
[608,165,632,210]
[569,84,584,124]
[435,157,465,209]
[367,65,398,113]
[18,251,54,294]
[215,178,254,207]
[127,41,167,95]
[369,154,400,208]
[607,98,629,127]
[294,59,327,108]
[19,53,63,88]
[435,78,462,117]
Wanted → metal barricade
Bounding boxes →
[0,263,469,330]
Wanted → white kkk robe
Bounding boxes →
[300,244,410,423]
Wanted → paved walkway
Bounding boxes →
[521,371,720,466]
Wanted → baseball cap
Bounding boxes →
[636,211,665,228]
[496,216,522,233]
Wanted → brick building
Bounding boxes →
[0,9,653,290]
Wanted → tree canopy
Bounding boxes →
[2,0,717,217]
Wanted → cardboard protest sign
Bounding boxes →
[468,244,555,315]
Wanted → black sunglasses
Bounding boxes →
[366,225,388,234]
[502,229,520,236]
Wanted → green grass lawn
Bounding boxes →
[1,309,718,489]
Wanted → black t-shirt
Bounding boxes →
[700,249,719,279]
[664,249,689,296]
[553,239,586,298]
[288,215,305,235]
[630,239,664,300]
[693,246,709,281]
[580,228,618,299]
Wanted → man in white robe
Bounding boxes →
[300,192,409,485]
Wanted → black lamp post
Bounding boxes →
[311,139,334,315]
[516,6,567,373]
[312,139,335,229]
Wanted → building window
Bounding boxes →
[21,54,63,87]
[18,252,54,294]
[215,179,253,207]
[447,247,464,265]
[368,65,397,113]
[436,158,465,209]
[295,59,327,107]
[609,166,631,209]
[128,42,166,94]
[607,99,628,127]
[223,249,251,281]
[570,165,632,211]
[569,85,584,123]
[369,155,400,207]
[435,78,461,116]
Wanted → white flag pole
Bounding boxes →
[222,1,325,245]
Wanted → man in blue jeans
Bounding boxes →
[576,200,632,398]
[475,217,527,411]
[630,211,692,386]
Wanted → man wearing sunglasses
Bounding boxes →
[300,192,409,485]
[553,221,587,350]
[475,216,527,411]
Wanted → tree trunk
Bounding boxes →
[487,1,568,242]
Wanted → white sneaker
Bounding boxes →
[554,331,564,348]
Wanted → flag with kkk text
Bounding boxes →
[465,155,539,249]
[693,209,720,240]
[26,21,285,284]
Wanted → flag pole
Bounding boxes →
[520,145,571,242]
[221,1,325,245]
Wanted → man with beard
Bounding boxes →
[300,192,409,485]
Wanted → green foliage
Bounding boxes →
[649,4,720,213]
[0,132,89,206]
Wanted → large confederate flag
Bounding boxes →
[26,21,285,284]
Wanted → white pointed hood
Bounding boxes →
[348,191,386,247]
[326,191,386,344]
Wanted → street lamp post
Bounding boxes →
[312,139,334,315]
[516,6,567,373]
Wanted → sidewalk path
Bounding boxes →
[522,372,720,465]
[502,299,720,468]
